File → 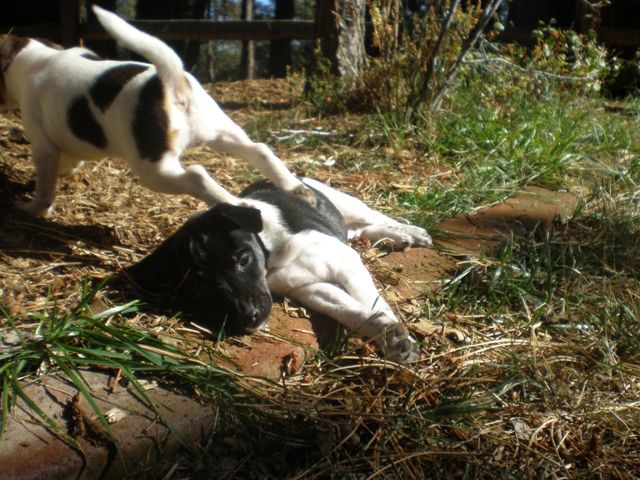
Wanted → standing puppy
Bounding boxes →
[0,6,313,217]
[130,178,432,363]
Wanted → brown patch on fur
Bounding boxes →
[132,74,170,162]
[181,74,192,92]
[0,35,31,105]
[172,74,193,113]
[164,75,193,152]
[0,35,30,69]
[90,64,148,112]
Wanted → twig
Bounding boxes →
[431,0,504,111]
[411,0,460,116]
[270,128,338,139]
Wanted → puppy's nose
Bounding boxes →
[238,299,260,321]
[247,307,260,323]
[236,294,271,333]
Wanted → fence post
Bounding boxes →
[575,0,599,37]
[60,0,81,47]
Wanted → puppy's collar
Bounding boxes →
[254,233,269,266]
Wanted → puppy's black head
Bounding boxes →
[129,203,272,335]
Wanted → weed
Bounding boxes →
[0,277,240,467]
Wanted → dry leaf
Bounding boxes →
[409,319,467,342]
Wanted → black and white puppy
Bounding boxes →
[130,178,432,363]
[0,6,313,217]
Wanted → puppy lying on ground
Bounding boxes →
[130,178,432,363]
[0,6,313,217]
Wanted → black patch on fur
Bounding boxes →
[132,75,169,163]
[67,96,107,150]
[90,64,148,111]
[241,180,348,242]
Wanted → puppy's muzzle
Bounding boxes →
[232,292,272,333]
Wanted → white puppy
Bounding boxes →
[0,6,313,217]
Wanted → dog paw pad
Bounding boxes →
[383,324,419,364]
[402,225,433,247]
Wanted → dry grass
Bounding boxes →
[2,79,640,479]
[196,308,640,478]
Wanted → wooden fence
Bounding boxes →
[1,19,315,48]
[0,0,315,47]
[2,0,640,51]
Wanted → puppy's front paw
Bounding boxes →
[15,200,53,218]
[383,324,420,364]
[382,224,433,249]
[402,224,433,247]
[363,224,432,250]
[292,185,317,208]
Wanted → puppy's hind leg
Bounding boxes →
[301,178,432,248]
[16,145,61,217]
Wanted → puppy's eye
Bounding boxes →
[238,253,251,269]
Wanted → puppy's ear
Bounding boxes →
[201,203,264,234]
[128,229,191,296]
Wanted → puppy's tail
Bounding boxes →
[92,6,187,95]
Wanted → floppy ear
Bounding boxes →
[128,230,192,296]
[202,203,264,234]
[128,212,208,296]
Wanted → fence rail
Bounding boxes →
[82,19,315,42]
[1,20,315,46]
[600,27,640,47]
[2,12,640,50]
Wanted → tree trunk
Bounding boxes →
[310,0,366,79]
[239,0,255,80]
[268,0,294,78]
